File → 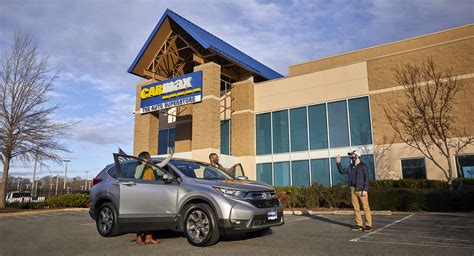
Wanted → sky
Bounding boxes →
[0,0,473,180]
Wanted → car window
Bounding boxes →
[107,166,117,178]
[171,160,233,180]
[118,159,166,181]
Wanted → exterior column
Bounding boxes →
[133,80,159,156]
[231,77,256,179]
[175,105,193,153]
[191,62,221,162]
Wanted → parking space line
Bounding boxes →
[375,231,472,242]
[350,214,414,242]
[79,223,95,226]
[355,239,474,250]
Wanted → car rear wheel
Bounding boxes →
[183,203,220,246]
[96,202,119,237]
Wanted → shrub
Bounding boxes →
[368,188,425,211]
[327,184,351,208]
[46,194,90,208]
[370,179,447,190]
[6,201,48,209]
[425,190,474,211]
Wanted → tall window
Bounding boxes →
[360,154,376,180]
[291,160,310,187]
[349,97,372,146]
[330,156,350,185]
[256,113,272,155]
[328,100,349,148]
[401,158,426,179]
[311,158,330,186]
[220,120,231,155]
[308,104,328,150]
[272,110,289,153]
[256,163,272,185]
[290,107,308,152]
[158,128,175,155]
[456,155,474,178]
[274,162,291,186]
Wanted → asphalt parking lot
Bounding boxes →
[0,211,473,256]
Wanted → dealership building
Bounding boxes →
[130,9,474,186]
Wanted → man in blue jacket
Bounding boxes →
[336,150,372,231]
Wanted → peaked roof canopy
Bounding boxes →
[128,9,283,81]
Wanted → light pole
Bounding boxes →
[55,176,59,195]
[62,160,71,191]
[85,171,89,191]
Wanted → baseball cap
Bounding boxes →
[347,150,361,157]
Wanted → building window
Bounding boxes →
[272,110,289,153]
[290,107,308,152]
[401,158,426,179]
[256,113,272,155]
[330,156,350,185]
[456,155,474,178]
[291,160,310,187]
[348,97,372,146]
[274,162,290,186]
[220,120,231,155]
[158,128,175,155]
[328,100,349,148]
[256,163,273,185]
[360,154,376,180]
[308,104,328,150]
[311,158,330,186]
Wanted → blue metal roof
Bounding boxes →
[128,9,283,80]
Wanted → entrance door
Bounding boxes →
[113,154,179,222]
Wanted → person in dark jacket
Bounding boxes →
[336,150,372,231]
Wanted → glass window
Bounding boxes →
[158,129,169,155]
[290,107,308,152]
[171,160,233,180]
[274,162,290,186]
[328,100,349,148]
[257,163,273,185]
[308,104,328,150]
[256,113,272,155]
[220,120,231,155]
[401,158,426,179]
[311,159,330,186]
[360,154,376,180]
[291,160,310,187]
[272,110,289,153]
[348,97,372,146]
[330,156,350,185]
[456,155,474,178]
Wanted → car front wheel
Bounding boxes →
[96,202,119,237]
[183,203,220,246]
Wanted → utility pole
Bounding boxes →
[55,176,59,195]
[32,157,37,197]
[62,160,71,191]
[17,178,20,191]
[85,171,89,191]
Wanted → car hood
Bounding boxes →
[193,178,274,192]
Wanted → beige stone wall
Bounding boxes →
[133,79,160,156]
[231,78,255,157]
[192,62,221,151]
[289,24,473,77]
[255,62,368,113]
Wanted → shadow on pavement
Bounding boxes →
[307,215,353,228]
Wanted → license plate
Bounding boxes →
[267,209,277,220]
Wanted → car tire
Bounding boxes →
[247,227,271,237]
[96,202,119,237]
[183,203,220,247]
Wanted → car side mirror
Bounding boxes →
[236,176,248,181]
[163,173,175,184]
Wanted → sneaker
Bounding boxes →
[351,225,363,231]
[364,226,373,232]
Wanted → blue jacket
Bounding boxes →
[336,161,369,192]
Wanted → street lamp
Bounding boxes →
[62,159,71,191]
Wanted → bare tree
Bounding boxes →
[384,56,474,190]
[0,32,72,208]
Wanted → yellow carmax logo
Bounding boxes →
[141,77,193,99]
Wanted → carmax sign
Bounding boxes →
[139,71,203,114]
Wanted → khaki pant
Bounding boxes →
[351,187,372,227]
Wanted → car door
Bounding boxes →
[113,153,179,223]
[226,163,246,179]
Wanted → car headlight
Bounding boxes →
[213,187,247,199]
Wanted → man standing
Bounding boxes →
[336,150,372,231]
[209,153,225,171]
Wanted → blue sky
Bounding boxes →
[1,0,473,179]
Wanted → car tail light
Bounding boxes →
[92,177,102,185]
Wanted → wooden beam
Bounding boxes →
[143,70,168,81]
[192,54,204,65]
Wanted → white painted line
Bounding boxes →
[374,232,472,242]
[350,214,414,242]
[285,217,311,224]
[355,239,474,250]
[79,223,95,226]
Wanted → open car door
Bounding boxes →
[226,163,247,180]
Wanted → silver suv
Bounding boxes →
[89,154,284,246]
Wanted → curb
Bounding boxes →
[283,210,392,216]
[0,208,88,218]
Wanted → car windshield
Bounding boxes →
[170,160,233,180]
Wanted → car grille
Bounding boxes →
[248,198,280,208]
[246,191,280,208]
[252,213,282,227]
